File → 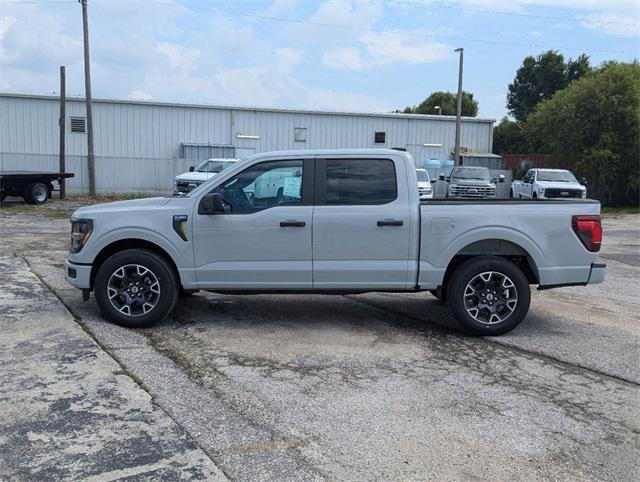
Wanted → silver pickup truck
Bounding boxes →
[65,149,606,336]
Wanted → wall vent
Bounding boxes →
[374,131,386,144]
[70,117,86,133]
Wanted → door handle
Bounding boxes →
[377,219,404,227]
[280,220,306,227]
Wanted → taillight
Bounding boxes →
[572,215,602,252]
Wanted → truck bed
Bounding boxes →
[418,198,602,289]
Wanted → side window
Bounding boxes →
[325,159,397,205]
[217,160,303,214]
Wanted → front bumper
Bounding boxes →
[65,259,92,289]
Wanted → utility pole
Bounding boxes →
[58,66,66,200]
[80,0,96,196]
[454,47,464,166]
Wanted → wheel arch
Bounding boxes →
[90,238,182,289]
[438,238,540,302]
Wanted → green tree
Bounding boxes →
[403,91,478,117]
[507,50,592,123]
[493,117,527,154]
[525,61,640,207]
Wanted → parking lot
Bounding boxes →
[1,199,639,480]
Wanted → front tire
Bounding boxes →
[447,256,530,336]
[94,249,179,328]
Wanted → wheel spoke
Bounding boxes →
[464,270,518,325]
[107,263,161,318]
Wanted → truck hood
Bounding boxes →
[175,171,217,182]
[537,181,585,190]
[72,196,172,218]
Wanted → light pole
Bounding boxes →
[80,0,96,196]
[434,105,442,115]
[454,47,464,166]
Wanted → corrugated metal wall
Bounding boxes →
[0,93,495,194]
[1,94,493,160]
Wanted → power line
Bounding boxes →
[3,0,638,54]
[129,0,639,55]
[388,0,640,27]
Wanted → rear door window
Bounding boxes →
[325,159,397,205]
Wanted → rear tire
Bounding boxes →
[24,182,49,205]
[447,256,530,336]
[94,249,179,328]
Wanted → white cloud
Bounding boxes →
[128,89,153,101]
[0,15,17,62]
[323,47,367,70]
[275,48,304,74]
[155,42,201,72]
[265,0,299,16]
[582,12,640,38]
[323,31,450,71]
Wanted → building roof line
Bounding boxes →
[0,92,496,124]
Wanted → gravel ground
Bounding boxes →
[0,199,638,480]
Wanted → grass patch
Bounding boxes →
[601,206,640,217]
[65,192,156,204]
[0,203,71,219]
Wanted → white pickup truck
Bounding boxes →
[65,149,606,336]
[510,168,587,199]
[174,158,237,195]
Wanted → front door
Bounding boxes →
[193,158,314,289]
[312,157,413,290]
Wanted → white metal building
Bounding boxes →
[0,93,495,194]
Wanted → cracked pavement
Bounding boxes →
[0,200,639,480]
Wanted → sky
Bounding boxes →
[1,0,639,120]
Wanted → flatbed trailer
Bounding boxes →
[0,171,74,205]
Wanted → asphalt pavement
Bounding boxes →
[0,201,638,480]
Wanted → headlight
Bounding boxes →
[70,219,93,253]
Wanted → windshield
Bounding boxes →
[451,167,491,181]
[196,159,236,173]
[537,170,577,182]
[416,169,429,182]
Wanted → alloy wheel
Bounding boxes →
[107,264,160,316]
[463,271,518,325]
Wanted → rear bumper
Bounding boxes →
[65,259,92,289]
[537,262,606,290]
[587,262,606,284]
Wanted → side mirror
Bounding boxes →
[438,174,445,181]
[430,179,437,183]
[189,166,195,172]
[580,177,588,186]
[498,174,506,183]
[198,192,225,215]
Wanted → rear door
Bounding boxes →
[312,156,413,289]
